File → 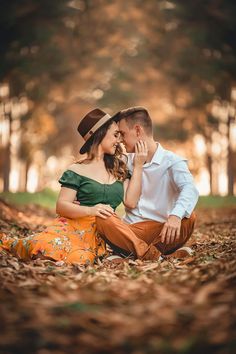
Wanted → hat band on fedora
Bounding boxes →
[83,113,112,141]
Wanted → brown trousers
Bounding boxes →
[96,213,196,261]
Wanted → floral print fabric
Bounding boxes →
[0,215,107,265]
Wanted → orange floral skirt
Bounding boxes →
[0,216,107,265]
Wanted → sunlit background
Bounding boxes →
[1,0,236,196]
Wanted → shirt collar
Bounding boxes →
[149,143,165,165]
[129,143,165,167]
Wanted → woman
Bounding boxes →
[0,108,147,265]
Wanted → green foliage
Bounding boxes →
[1,0,236,192]
[196,195,236,208]
[0,188,58,209]
[0,0,77,98]
[1,191,236,211]
[158,0,236,104]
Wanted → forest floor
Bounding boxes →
[0,199,235,354]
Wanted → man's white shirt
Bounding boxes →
[123,143,199,224]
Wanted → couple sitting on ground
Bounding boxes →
[0,107,199,265]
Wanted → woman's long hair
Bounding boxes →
[77,120,129,181]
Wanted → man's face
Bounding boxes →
[118,119,138,153]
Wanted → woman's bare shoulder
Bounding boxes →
[67,163,85,174]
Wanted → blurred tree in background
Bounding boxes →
[146,0,236,194]
[0,0,78,190]
[0,0,236,194]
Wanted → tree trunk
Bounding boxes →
[227,116,234,196]
[206,153,213,195]
[3,113,12,192]
[24,160,30,192]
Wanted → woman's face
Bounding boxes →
[100,122,120,154]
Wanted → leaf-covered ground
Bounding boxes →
[0,199,236,354]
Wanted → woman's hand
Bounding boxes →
[89,204,114,219]
[124,140,147,209]
[133,140,148,168]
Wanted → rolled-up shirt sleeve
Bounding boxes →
[168,161,199,219]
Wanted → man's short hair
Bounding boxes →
[117,106,153,135]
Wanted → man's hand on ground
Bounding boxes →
[160,215,181,244]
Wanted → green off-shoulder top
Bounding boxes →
[59,170,124,210]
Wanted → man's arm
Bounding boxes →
[160,160,199,244]
[169,160,199,219]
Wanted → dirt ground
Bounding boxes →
[0,199,236,354]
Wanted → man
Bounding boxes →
[96,107,199,261]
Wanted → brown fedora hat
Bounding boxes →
[78,108,120,154]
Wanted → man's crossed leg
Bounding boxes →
[96,213,196,261]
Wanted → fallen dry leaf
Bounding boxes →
[0,200,236,354]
